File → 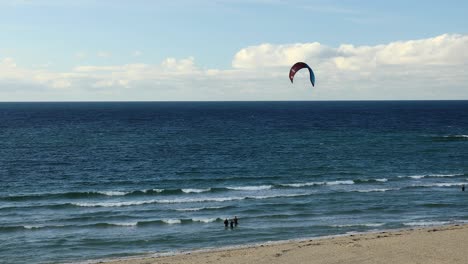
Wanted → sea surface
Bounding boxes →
[0,101,467,264]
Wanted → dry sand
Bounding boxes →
[100,224,467,264]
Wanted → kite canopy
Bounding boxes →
[289,62,315,87]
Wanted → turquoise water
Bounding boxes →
[0,101,467,263]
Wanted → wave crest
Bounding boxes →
[181,188,211,193]
[226,185,272,191]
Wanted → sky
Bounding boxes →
[0,0,467,101]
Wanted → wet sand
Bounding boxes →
[100,224,468,264]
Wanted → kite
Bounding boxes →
[289,62,315,87]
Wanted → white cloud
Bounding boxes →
[232,42,333,68]
[1,34,468,101]
[161,57,198,73]
[74,65,122,72]
[232,34,468,70]
[228,33,468,100]
[0,57,72,98]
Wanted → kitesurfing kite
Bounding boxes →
[289,62,315,87]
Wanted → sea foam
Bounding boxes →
[226,185,272,191]
[181,188,211,193]
[403,221,450,227]
[399,173,462,179]
[97,191,128,196]
[356,188,396,193]
[72,193,310,207]
[280,180,354,188]
[162,219,182,224]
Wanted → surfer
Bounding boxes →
[224,218,229,228]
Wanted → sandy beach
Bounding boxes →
[100,224,468,264]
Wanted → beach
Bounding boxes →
[101,224,468,264]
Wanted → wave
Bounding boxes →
[280,180,354,188]
[327,180,355,185]
[280,178,391,188]
[279,182,324,188]
[0,203,78,211]
[18,180,463,210]
[137,218,223,225]
[0,175,410,202]
[0,191,109,202]
[150,193,309,205]
[343,178,388,184]
[375,178,389,182]
[409,182,466,188]
[129,218,222,225]
[0,184,277,202]
[191,218,219,223]
[0,188,213,202]
[174,205,233,212]
[226,185,272,191]
[162,219,181,224]
[0,190,145,202]
[355,188,397,193]
[71,193,310,207]
[73,200,157,207]
[398,173,464,180]
[406,175,424,179]
[403,221,451,227]
[181,188,211,193]
[5,218,462,233]
[93,222,139,227]
[391,182,466,192]
[97,191,128,196]
[0,224,70,232]
[0,217,225,231]
[429,174,464,178]
[5,178,465,211]
[326,180,463,193]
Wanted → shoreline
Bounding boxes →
[86,223,468,264]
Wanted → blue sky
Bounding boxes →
[1,0,467,101]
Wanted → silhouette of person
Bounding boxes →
[224,218,229,228]
[462,185,465,192]
[234,216,238,226]
[230,219,234,229]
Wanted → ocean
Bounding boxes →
[0,101,467,264]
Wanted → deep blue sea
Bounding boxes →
[0,101,467,264]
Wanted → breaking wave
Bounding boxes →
[403,221,451,227]
[181,188,211,193]
[71,193,310,207]
[226,185,272,191]
[398,173,463,179]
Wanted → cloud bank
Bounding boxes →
[233,34,468,68]
[1,34,467,101]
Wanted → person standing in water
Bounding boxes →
[462,185,465,192]
[224,218,229,228]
